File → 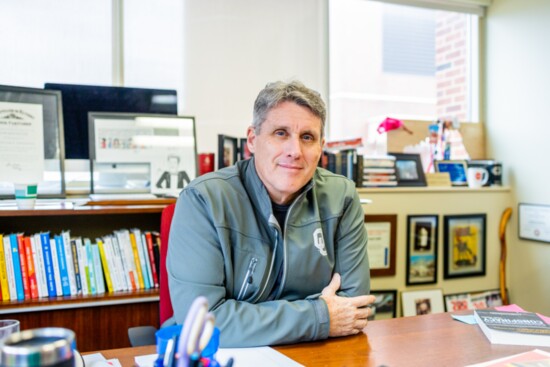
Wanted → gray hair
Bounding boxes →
[252,80,326,139]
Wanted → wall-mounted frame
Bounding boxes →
[518,203,550,243]
[389,153,427,187]
[406,215,438,285]
[443,214,486,279]
[89,113,197,197]
[0,85,65,198]
[444,289,504,312]
[435,160,468,186]
[239,137,253,160]
[401,288,444,317]
[364,214,397,277]
[218,134,239,169]
[369,290,397,320]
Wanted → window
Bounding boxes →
[328,0,480,142]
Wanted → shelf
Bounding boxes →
[357,186,511,194]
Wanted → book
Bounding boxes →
[70,239,83,294]
[128,231,145,289]
[84,238,97,295]
[32,233,48,298]
[54,234,71,296]
[40,232,58,297]
[74,237,89,295]
[3,235,17,300]
[96,238,114,293]
[140,232,154,289]
[9,234,25,300]
[61,231,77,296]
[144,232,159,288]
[474,309,550,347]
[23,236,39,299]
[49,237,63,297]
[16,235,31,300]
[91,243,106,294]
[0,234,10,301]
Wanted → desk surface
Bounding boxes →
[95,312,550,367]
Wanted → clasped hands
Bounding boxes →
[320,273,377,337]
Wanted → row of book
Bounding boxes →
[321,150,398,188]
[0,228,161,302]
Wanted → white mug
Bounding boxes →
[467,167,489,188]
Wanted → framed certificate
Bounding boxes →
[364,214,397,277]
[519,203,550,243]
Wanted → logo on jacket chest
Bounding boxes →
[313,228,327,256]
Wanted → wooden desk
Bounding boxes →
[93,312,550,367]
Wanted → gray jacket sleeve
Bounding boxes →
[167,187,330,347]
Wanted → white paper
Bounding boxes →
[365,221,391,269]
[0,101,45,182]
[519,204,550,243]
[135,347,303,367]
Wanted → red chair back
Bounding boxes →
[160,203,176,325]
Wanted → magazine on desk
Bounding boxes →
[474,309,550,347]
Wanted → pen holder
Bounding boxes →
[156,325,220,358]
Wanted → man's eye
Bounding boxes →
[274,130,286,137]
[302,134,315,141]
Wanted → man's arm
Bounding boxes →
[167,187,329,347]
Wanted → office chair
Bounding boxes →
[128,203,176,347]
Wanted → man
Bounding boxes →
[156,155,191,189]
[167,80,375,347]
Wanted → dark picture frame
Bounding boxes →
[443,214,487,279]
[435,160,468,186]
[0,84,66,198]
[406,215,438,285]
[369,290,397,320]
[389,152,427,187]
[217,134,239,169]
[364,214,397,277]
[239,137,253,160]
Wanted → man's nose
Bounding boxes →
[285,136,303,157]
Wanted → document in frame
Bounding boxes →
[365,221,392,270]
[0,101,45,182]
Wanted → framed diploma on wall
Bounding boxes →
[0,85,65,198]
[364,214,397,277]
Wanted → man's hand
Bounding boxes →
[320,273,376,337]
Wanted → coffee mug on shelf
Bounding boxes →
[467,167,489,188]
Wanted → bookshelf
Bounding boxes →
[0,198,175,352]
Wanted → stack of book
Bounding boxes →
[0,229,161,301]
[362,155,397,187]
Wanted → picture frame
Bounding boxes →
[218,134,239,169]
[444,289,504,312]
[239,137,253,160]
[443,214,487,279]
[0,84,66,198]
[389,152,427,187]
[364,214,397,277]
[518,203,550,243]
[369,290,397,320]
[435,160,468,186]
[401,288,444,317]
[88,113,197,197]
[406,215,438,285]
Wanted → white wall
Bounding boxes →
[180,0,328,155]
[485,0,550,314]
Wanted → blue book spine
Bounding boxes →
[9,234,25,301]
[40,232,57,297]
[55,235,71,296]
[84,239,97,295]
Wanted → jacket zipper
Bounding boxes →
[237,257,258,300]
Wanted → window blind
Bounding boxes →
[372,0,491,16]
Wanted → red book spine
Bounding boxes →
[23,236,39,299]
[145,232,159,288]
[17,235,31,300]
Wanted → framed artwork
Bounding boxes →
[444,289,504,312]
[218,134,239,169]
[435,160,468,186]
[369,290,397,320]
[406,215,438,285]
[518,203,550,243]
[401,289,445,317]
[239,138,253,160]
[0,84,65,198]
[443,214,487,279]
[389,153,427,187]
[364,214,397,277]
[88,113,197,196]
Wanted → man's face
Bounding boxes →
[247,101,324,205]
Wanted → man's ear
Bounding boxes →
[246,126,257,154]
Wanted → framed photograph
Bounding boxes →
[0,84,65,198]
[444,292,473,312]
[444,289,504,312]
[443,214,487,278]
[239,138,253,160]
[435,160,468,186]
[401,289,444,317]
[88,113,197,196]
[389,153,427,187]
[369,290,397,320]
[518,203,550,243]
[406,215,438,285]
[364,214,397,277]
[218,134,239,169]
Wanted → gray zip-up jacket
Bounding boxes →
[167,157,370,347]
